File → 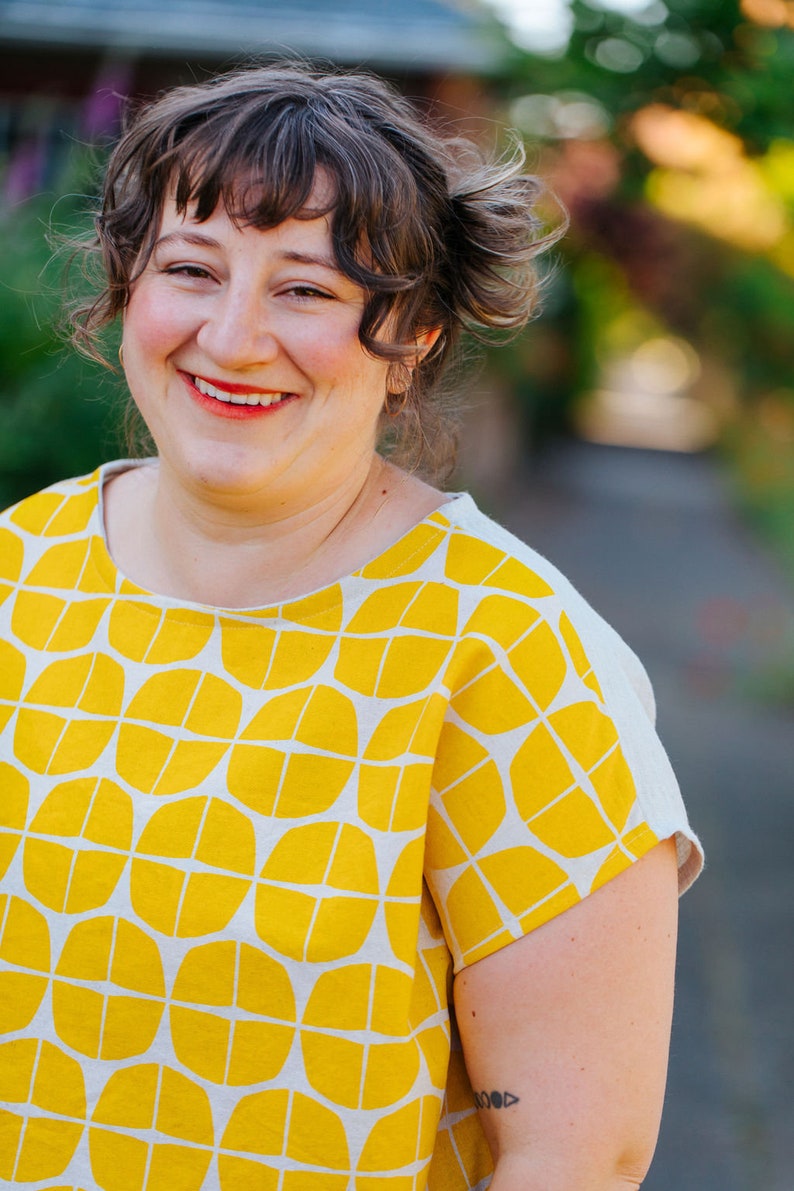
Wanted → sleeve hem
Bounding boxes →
[451,823,703,974]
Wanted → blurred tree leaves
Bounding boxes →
[491,0,794,571]
[507,0,794,151]
[0,175,123,507]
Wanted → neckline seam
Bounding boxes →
[87,460,469,620]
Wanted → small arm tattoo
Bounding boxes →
[474,1090,520,1109]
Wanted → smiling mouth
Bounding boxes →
[191,375,292,407]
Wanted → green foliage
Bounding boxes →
[702,252,794,390]
[506,0,794,153]
[0,181,124,509]
[488,0,794,584]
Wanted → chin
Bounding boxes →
[164,447,277,500]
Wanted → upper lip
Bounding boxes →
[183,370,288,396]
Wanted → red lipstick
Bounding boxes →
[180,371,296,419]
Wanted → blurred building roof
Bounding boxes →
[0,0,501,71]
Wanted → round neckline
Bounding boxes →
[90,458,471,618]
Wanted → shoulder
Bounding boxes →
[427,494,703,913]
[435,494,654,712]
[1,466,107,538]
[437,493,595,609]
[0,464,124,591]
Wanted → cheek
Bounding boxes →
[125,285,194,361]
[322,335,391,402]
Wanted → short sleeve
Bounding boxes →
[424,525,703,973]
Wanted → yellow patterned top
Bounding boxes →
[0,462,701,1191]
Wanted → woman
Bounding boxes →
[0,63,701,1190]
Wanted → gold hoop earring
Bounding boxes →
[385,362,413,417]
[118,343,125,369]
[384,388,410,417]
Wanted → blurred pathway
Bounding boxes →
[500,440,794,1191]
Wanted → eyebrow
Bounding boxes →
[280,249,341,272]
[153,231,221,252]
[153,232,340,273]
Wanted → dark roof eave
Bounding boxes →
[0,12,504,72]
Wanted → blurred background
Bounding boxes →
[1,1,792,1187]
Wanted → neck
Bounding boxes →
[104,453,411,607]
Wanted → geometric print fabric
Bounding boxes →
[0,463,701,1190]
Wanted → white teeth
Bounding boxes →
[193,376,288,407]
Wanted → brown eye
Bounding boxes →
[286,285,334,299]
[174,265,209,277]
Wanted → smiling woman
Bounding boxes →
[112,193,404,603]
[0,61,702,1191]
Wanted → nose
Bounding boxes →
[195,285,279,370]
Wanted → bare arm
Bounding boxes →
[454,838,679,1191]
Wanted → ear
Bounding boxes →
[415,326,442,359]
